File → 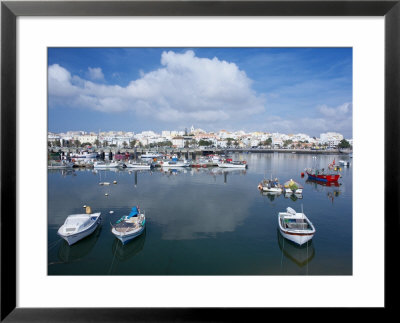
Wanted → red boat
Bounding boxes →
[305,168,340,182]
[305,159,341,183]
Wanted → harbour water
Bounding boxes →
[48,152,352,275]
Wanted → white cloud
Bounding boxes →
[253,102,352,137]
[87,67,104,81]
[48,50,266,125]
[318,102,352,119]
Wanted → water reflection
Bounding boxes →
[48,168,77,177]
[277,229,315,268]
[305,179,341,203]
[261,190,282,202]
[111,229,146,262]
[57,226,102,263]
[286,192,303,201]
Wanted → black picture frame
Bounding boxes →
[1,1,398,321]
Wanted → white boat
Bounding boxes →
[71,151,98,159]
[93,161,120,169]
[283,179,303,194]
[217,161,247,168]
[339,160,350,166]
[140,152,163,159]
[57,207,101,246]
[160,159,190,168]
[258,178,283,193]
[111,206,146,245]
[48,160,74,169]
[125,162,151,169]
[278,207,315,246]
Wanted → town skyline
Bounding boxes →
[48,47,353,138]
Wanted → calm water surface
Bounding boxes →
[48,153,352,275]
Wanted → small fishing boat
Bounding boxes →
[93,161,120,169]
[57,206,101,246]
[283,179,303,194]
[124,161,151,169]
[217,160,247,168]
[140,152,163,159]
[278,207,315,246]
[70,151,98,159]
[111,206,146,245]
[304,167,340,182]
[160,157,190,168]
[258,178,283,193]
[48,160,74,169]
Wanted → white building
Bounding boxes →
[172,137,185,148]
[320,132,344,147]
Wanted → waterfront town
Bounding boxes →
[48,126,352,151]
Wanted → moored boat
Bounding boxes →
[258,177,283,193]
[217,160,247,168]
[304,168,340,182]
[124,162,151,169]
[140,152,163,159]
[57,206,101,246]
[48,160,75,169]
[283,179,303,194]
[111,206,146,245]
[93,161,120,169]
[70,151,98,159]
[278,207,315,246]
[160,157,190,168]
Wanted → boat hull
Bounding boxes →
[278,211,315,246]
[125,164,151,169]
[279,229,314,246]
[218,163,246,168]
[306,172,340,182]
[262,187,282,193]
[112,225,145,245]
[58,215,101,246]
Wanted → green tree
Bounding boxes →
[103,140,108,148]
[74,140,81,147]
[122,141,128,148]
[81,142,92,147]
[338,139,351,149]
[283,139,293,147]
[226,138,234,146]
[94,139,101,148]
[198,139,212,146]
[264,138,272,146]
[129,140,137,148]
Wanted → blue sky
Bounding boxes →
[48,47,352,138]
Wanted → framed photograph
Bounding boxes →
[1,0,398,321]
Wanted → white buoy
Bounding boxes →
[109,211,114,214]
[113,180,117,184]
[105,193,109,196]
[83,205,87,208]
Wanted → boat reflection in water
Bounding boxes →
[111,229,146,262]
[277,229,315,268]
[305,179,341,203]
[306,178,340,188]
[261,190,281,202]
[285,192,303,201]
[48,168,77,177]
[57,226,102,263]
